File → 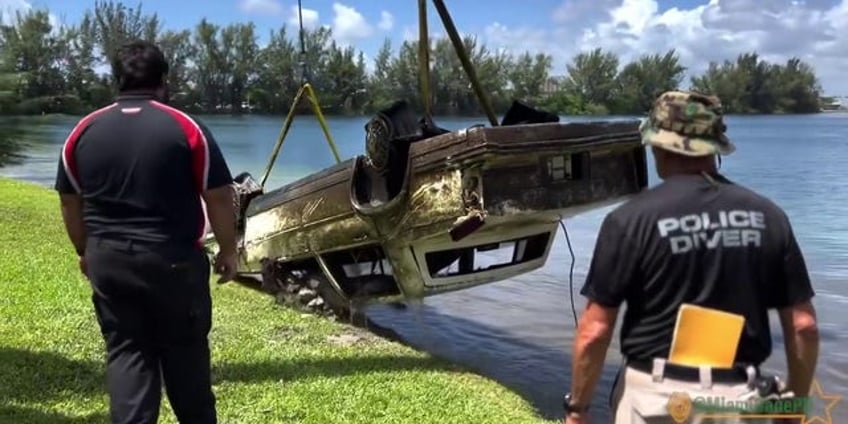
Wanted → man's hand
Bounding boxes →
[213,250,238,284]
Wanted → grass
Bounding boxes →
[0,177,554,424]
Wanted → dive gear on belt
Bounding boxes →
[740,374,795,401]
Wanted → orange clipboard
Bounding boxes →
[668,304,745,368]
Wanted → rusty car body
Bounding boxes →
[203,101,649,317]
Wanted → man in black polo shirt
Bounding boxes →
[55,40,238,423]
[561,91,820,423]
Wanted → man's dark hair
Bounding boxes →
[112,40,169,92]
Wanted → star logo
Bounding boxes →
[802,379,842,424]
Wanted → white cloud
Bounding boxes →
[0,0,60,30]
[331,2,373,44]
[481,0,848,95]
[287,4,320,30]
[378,10,394,31]
[238,0,283,16]
[0,0,28,17]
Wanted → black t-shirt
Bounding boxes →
[54,94,233,251]
[580,173,815,365]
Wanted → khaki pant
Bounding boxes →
[610,359,783,424]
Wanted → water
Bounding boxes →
[3,112,846,421]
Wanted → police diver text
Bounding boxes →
[656,210,766,254]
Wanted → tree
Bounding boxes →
[0,9,70,113]
[0,59,25,167]
[690,52,823,114]
[157,29,196,109]
[561,48,620,114]
[614,50,686,114]
[771,57,821,113]
[508,52,553,104]
[364,38,394,112]
[88,0,160,76]
[0,1,829,118]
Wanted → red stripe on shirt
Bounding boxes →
[149,100,212,246]
[61,103,119,193]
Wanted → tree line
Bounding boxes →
[0,1,830,119]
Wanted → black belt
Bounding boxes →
[627,359,757,384]
[88,236,203,259]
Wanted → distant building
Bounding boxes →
[542,76,565,96]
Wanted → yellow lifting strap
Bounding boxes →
[259,0,341,189]
[259,82,340,188]
[261,0,499,189]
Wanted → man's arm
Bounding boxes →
[770,222,818,396]
[569,215,635,413]
[570,302,618,409]
[194,118,237,256]
[59,194,86,255]
[203,186,237,255]
[778,301,818,396]
[55,145,87,256]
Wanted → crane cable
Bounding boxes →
[259,0,341,189]
[297,0,308,83]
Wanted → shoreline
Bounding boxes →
[0,176,555,423]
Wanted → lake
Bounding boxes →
[2,112,846,422]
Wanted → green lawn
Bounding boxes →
[0,177,554,424]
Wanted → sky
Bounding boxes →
[2,0,848,96]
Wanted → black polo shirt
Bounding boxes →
[54,94,233,250]
[580,173,815,365]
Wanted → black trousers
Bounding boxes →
[85,237,217,424]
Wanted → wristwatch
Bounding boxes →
[563,392,589,415]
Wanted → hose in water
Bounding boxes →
[560,219,578,328]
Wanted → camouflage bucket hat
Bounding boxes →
[639,91,735,156]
